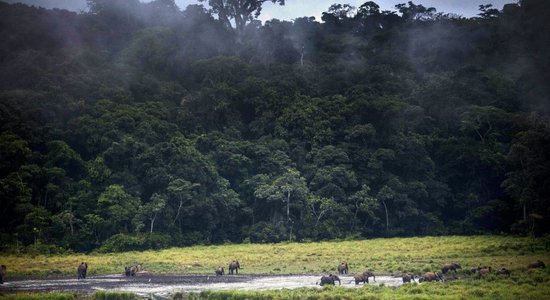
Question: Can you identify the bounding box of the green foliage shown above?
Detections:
[92,291,138,300]
[0,293,76,300]
[0,0,549,252]
[97,233,172,252]
[190,280,550,300]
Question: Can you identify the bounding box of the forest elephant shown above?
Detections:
[0,265,6,284]
[228,261,240,274]
[124,264,141,276]
[477,266,492,278]
[77,262,88,279]
[495,268,511,277]
[337,262,349,274]
[441,263,461,274]
[215,266,225,276]
[418,272,442,282]
[319,274,340,286]
[528,260,545,269]
[402,273,416,283]
[353,270,376,285]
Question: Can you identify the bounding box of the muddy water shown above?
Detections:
[0,274,404,298]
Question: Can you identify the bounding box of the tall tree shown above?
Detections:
[199,0,285,34]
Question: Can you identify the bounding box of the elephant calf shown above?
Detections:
[418,272,442,283]
[0,265,6,284]
[477,267,492,278]
[495,268,511,277]
[402,273,415,283]
[528,260,545,269]
[77,262,88,279]
[441,263,461,274]
[337,262,349,274]
[319,274,340,286]
[215,266,224,276]
[124,264,141,276]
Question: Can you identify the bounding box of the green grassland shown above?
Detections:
[2,236,548,277]
[1,235,550,299]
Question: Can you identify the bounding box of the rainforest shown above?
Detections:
[0,0,549,254]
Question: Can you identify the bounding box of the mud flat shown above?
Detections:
[0,274,404,298]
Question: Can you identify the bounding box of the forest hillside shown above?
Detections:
[0,0,549,252]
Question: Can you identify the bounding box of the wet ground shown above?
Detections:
[0,273,404,298]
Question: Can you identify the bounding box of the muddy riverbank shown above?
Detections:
[0,273,405,297]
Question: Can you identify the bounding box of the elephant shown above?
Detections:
[528,260,545,269]
[215,266,225,276]
[337,262,349,274]
[495,268,511,277]
[418,272,442,282]
[441,263,461,274]
[228,260,240,274]
[0,265,6,284]
[402,273,416,283]
[319,274,340,286]
[353,270,375,285]
[77,262,88,279]
[477,266,492,278]
[124,264,141,276]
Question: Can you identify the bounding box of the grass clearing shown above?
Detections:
[1,236,549,299]
[1,235,548,277]
[191,280,550,300]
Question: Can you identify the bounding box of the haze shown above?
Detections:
[4,0,514,21]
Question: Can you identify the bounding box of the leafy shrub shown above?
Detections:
[0,293,76,300]
[248,221,288,243]
[143,233,172,249]
[93,291,137,300]
[97,233,171,252]
[23,242,68,255]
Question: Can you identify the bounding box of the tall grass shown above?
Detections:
[0,293,76,300]
[191,279,550,300]
[91,291,137,300]
[1,236,549,299]
[0,292,137,300]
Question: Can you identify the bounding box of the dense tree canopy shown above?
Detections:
[0,0,549,252]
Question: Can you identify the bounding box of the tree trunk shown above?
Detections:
[173,198,183,225]
[69,215,74,235]
[382,199,389,233]
[150,214,156,233]
[523,201,527,224]
[286,190,291,222]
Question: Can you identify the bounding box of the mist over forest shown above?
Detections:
[0,0,549,253]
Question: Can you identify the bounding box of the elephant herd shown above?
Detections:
[76,260,239,280]
[412,260,546,283]
[317,262,377,286]
[214,260,240,276]
[124,264,142,276]
[317,259,547,286]
[0,259,545,285]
